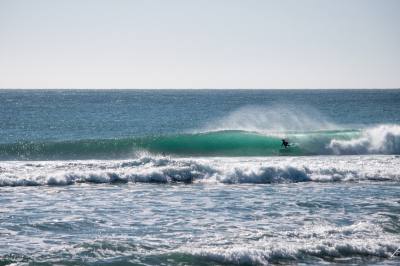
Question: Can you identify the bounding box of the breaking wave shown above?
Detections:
[329,125,400,155]
[1,124,399,159]
[176,235,398,265]
[1,155,399,186]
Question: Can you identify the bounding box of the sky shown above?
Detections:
[0,0,399,89]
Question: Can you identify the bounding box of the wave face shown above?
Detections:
[1,124,400,159]
[1,155,399,187]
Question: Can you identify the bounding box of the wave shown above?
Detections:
[175,235,398,265]
[1,155,399,186]
[329,125,400,155]
[1,124,400,159]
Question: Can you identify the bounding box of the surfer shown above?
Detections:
[281,139,290,149]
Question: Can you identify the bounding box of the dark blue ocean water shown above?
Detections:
[1,89,399,143]
[0,90,399,265]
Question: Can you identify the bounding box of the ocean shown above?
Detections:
[0,89,399,265]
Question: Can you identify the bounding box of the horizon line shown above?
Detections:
[1,87,400,90]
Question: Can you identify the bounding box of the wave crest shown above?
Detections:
[329,125,400,155]
[219,166,310,184]
[1,155,399,186]
[1,124,400,159]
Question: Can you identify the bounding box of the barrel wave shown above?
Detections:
[1,125,399,160]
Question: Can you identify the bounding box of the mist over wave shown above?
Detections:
[200,105,338,133]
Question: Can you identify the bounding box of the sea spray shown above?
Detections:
[200,105,338,133]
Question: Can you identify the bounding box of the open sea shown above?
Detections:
[0,89,399,265]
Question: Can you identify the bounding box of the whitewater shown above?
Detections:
[1,154,400,186]
[0,89,399,265]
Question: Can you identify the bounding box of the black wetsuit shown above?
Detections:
[281,139,289,148]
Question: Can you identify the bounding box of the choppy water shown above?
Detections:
[0,89,400,265]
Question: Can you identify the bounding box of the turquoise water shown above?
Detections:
[0,130,361,159]
[1,89,400,159]
[0,89,400,265]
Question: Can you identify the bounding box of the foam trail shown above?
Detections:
[176,220,399,265]
[179,234,398,265]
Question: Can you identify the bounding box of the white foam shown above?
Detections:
[180,238,397,265]
[0,155,399,186]
[178,221,399,265]
[329,125,400,155]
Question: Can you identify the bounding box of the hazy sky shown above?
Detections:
[0,0,399,89]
